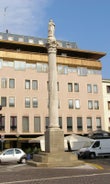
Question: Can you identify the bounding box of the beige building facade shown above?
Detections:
[0,32,106,149]
[102,79,110,132]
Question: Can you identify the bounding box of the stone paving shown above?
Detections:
[0,162,110,184]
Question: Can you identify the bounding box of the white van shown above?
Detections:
[78,139,110,159]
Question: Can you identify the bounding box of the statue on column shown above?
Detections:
[48,19,56,41]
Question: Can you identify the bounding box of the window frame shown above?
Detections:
[67,117,73,132]
[9,97,15,107]
[68,83,73,92]
[87,84,92,93]
[77,117,83,131]
[34,116,41,132]
[9,78,15,88]
[25,80,30,89]
[25,97,30,108]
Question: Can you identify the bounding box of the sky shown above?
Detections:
[0,0,109,79]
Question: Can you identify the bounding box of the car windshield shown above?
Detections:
[83,141,94,148]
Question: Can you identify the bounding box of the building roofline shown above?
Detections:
[102,79,110,83]
[0,32,106,60]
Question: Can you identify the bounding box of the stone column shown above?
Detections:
[31,20,80,167]
[45,19,64,153]
[47,24,59,128]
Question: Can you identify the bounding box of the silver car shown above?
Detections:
[0,148,27,164]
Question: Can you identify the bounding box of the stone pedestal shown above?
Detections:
[31,151,83,167]
[28,128,83,167]
[45,128,64,153]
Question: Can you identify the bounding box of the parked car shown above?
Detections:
[0,148,27,164]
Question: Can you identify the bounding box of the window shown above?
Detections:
[108,101,110,110]
[74,83,79,92]
[36,63,48,72]
[5,149,14,155]
[107,86,110,93]
[15,148,21,154]
[87,84,92,93]
[75,99,80,109]
[14,61,26,70]
[57,65,68,74]
[0,115,5,131]
[68,83,73,92]
[22,116,29,132]
[28,39,34,43]
[0,35,3,39]
[68,67,77,73]
[94,101,99,109]
[96,117,101,129]
[34,117,41,132]
[88,69,101,75]
[26,63,36,69]
[66,43,72,48]
[10,116,17,131]
[36,63,42,72]
[88,100,93,109]
[1,78,7,88]
[77,117,83,131]
[93,84,98,93]
[57,41,62,47]
[8,36,13,41]
[92,141,100,148]
[45,117,49,129]
[67,117,72,132]
[25,80,30,89]
[9,97,15,107]
[32,98,38,108]
[32,80,38,90]
[87,117,92,130]
[59,117,62,129]
[38,40,44,45]
[78,67,87,76]
[9,79,15,88]
[1,97,7,107]
[68,99,74,109]
[18,37,24,42]
[25,97,30,108]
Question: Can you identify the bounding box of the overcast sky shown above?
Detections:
[0,0,109,79]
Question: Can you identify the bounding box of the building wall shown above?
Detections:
[0,56,104,138]
[102,80,110,132]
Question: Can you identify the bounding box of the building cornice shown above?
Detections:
[0,49,102,69]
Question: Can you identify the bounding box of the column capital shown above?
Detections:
[47,39,57,53]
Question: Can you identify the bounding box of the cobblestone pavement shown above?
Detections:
[0,160,110,184]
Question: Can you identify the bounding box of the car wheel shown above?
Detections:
[89,152,96,159]
[20,158,26,164]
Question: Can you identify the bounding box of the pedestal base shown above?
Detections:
[28,128,84,167]
[28,152,83,167]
